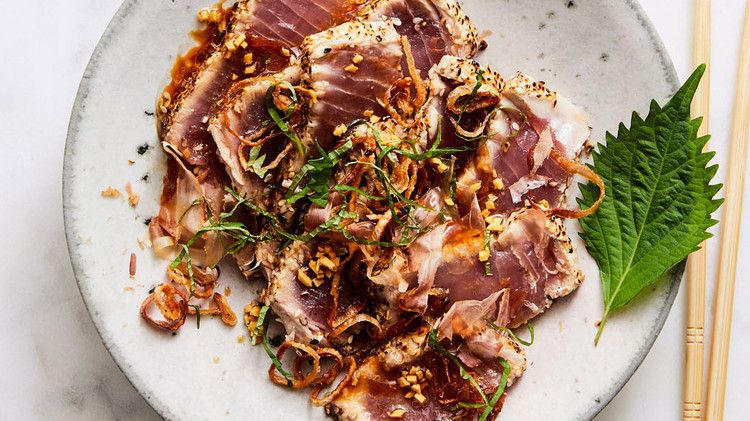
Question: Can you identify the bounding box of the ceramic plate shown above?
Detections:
[64,1,679,419]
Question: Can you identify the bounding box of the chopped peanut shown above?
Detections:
[387,408,406,418]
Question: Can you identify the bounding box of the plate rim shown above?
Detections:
[63,1,680,420]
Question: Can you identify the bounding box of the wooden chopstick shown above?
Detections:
[684,0,711,419]
[705,1,750,419]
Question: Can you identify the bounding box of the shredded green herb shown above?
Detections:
[456,70,484,126]
[427,329,487,406]
[286,141,353,206]
[479,359,510,421]
[190,305,201,329]
[242,145,268,178]
[254,305,293,386]
[483,229,493,276]
[488,321,535,347]
[265,83,305,155]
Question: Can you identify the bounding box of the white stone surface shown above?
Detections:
[0,0,746,420]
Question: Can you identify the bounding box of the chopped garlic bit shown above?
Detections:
[478,248,490,262]
[493,177,504,190]
[352,53,364,64]
[470,181,482,192]
[344,64,359,73]
[333,123,348,137]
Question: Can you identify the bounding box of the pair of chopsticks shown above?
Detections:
[685,0,750,420]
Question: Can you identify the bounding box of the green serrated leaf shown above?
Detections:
[578,65,722,344]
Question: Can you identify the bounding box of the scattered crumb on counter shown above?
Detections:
[129,253,137,278]
[101,186,121,198]
[224,286,232,297]
[125,183,140,207]
[237,335,246,344]
[128,159,135,165]
[559,321,564,333]
[212,356,221,364]
[124,287,135,293]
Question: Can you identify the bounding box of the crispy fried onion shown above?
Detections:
[167,261,218,299]
[310,356,357,406]
[186,293,237,326]
[328,313,383,340]
[140,283,189,331]
[270,341,323,388]
[545,148,605,219]
[268,343,356,406]
[384,37,427,128]
[269,342,348,388]
[446,84,501,138]
[213,293,237,325]
[222,79,316,150]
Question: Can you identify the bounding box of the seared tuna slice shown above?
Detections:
[327,303,525,421]
[161,0,367,166]
[468,71,592,214]
[264,240,369,345]
[301,20,405,151]
[241,0,367,49]
[399,208,582,327]
[360,0,480,71]
[208,65,303,209]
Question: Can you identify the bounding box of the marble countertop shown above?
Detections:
[1,0,748,419]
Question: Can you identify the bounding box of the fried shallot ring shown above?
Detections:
[309,356,357,406]
[140,283,189,331]
[400,36,426,110]
[446,84,500,137]
[269,341,321,389]
[167,261,218,299]
[328,313,383,340]
[213,293,237,326]
[383,37,427,128]
[546,148,605,219]
[293,347,344,387]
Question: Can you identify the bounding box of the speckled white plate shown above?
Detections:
[64,1,679,420]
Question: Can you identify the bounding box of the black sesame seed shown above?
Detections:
[137,143,150,155]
